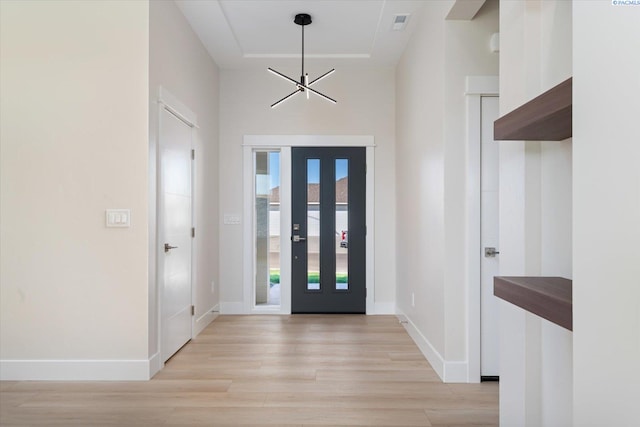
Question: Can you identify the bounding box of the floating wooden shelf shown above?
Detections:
[494,276,572,331]
[494,77,572,141]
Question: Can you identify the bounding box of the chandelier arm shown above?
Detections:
[271,88,303,109]
[297,83,337,104]
[268,68,299,86]
[309,68,336,86]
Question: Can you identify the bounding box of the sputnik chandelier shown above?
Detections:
[268,13,336,108]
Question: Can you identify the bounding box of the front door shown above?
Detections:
[291,147,366,313]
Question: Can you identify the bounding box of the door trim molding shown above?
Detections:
[242,136,375,314]
[365,147,375,315]
[158,87,198,128]
[244,135,375,147]
[465,76,499,383]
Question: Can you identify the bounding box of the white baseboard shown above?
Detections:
[372,302,396,315]
[396,310,469,383]
[220,302,395,315]
[443,361,469,383]
[194,303,220,336]
[220,301,245,314]
[396,311,445,380]
[250,306,287,315]
[0,359,150,381]
[148,352,162,379]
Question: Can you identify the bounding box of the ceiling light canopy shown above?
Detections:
[268,13,337,108]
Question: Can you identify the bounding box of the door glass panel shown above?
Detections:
[307,158,320,290]
[335,159,349,290]
[255,151,280,306]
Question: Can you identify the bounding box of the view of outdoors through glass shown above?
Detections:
[335,159,349,290]
[307,159,321,290]
[254,151,280,306]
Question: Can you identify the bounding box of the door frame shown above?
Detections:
[156,87,198,366]
[465,76,499,382]
[242,135,375,315]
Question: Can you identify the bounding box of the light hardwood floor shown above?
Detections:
[0,315,498,426]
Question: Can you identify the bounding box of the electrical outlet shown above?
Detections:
[412,292,415,307]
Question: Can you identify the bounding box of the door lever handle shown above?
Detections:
[291,235,307,243]
[484,247,499,257]
[164,243,178,253]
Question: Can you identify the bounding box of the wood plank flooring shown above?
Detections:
[0,315,498,426]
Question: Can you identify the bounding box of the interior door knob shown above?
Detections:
[484,247,499,257]
[164,243,178,253]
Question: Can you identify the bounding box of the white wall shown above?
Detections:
[498,0,573,425]
[219,65,396,312]
[444,0,500,362]
[396,0,448,363]
[573,1,640,426]
[149,0,220,366]
[395,0,498,380]
[0,0,150,379]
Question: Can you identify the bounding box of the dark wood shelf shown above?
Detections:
[494,276,572,331]
[494,77,572,141]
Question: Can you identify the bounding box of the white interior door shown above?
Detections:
[159,106,193,363]
[480,96,500,377]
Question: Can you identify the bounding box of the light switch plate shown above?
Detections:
[106,209,131,228]
[223,214,241,225]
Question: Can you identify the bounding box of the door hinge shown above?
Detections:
[365,288,368,298]
[191,227,195,238]
[191,305,195,316]
[365,163,367,174]
[191,149,195,160]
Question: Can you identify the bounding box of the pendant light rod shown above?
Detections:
[294,13,311,83]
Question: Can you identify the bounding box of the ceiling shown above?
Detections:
[175,0,430,70]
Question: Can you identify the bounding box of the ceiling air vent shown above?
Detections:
[392,14,410,31]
